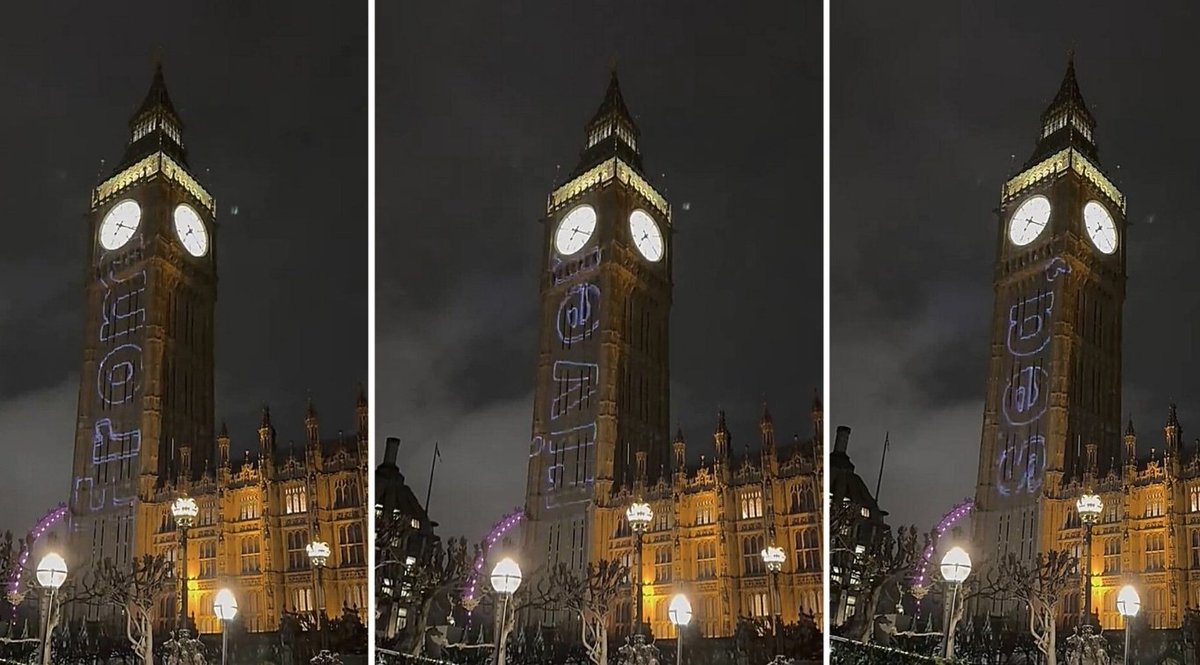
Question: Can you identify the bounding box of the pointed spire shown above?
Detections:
[760,401,774,427]
[260,405,272,429]
[674,425,685,444]
[572,66,643,177]
[1167,403,1181,428]
[357,383,367,408]
[714,410,729,436]
[1126,418,1136,437]
[121,61,187,169]
[306,396,318,421]
[1029,51,1098,165]
[219,422,229,438]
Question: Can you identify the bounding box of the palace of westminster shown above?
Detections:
[61,65,368,634]
[965,56,1200,633]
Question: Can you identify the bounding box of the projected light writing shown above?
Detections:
[557,283,600,344]
[550,361,599,420]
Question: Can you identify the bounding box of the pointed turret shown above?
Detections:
[258,405,275,457]
[120,61,188,170]
[356,384,368,440]
[673,426,687,480]
[571,67,643,177]
[1028,52,1098,166]
[713,409,731,460]
[305,398,320,446]
[217,423,231,469]
[1165,403,1182,453]
[1124,418,1138,478]
[811,390,824,452]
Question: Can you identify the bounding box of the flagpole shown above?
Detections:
[424,441,439,514]
[875,432,889,502]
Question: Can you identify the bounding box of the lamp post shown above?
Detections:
[35,552,67,665]
[939,546,972,660]
[490,557,522,665]
[214,587,238,665]
[626,501,653,636]
[1077,493,1103,627]
[668,593,691,665]
[1117,584,1140,665]
[760,545,787,654]
[171,495,198,631]
[306,540,331,650]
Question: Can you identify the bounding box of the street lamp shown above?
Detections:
[760,545,787,654]
[1117,584,1140,665]
[306,540,331,649]
[668,593,691,665]
[939,546,972,659]
[35,552,67,665]
[490,557,522,665]
[214,587,238,665]
[626,501,653,636]
[1077,493,1103,627]
[171,495,198,631]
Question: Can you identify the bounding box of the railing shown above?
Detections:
[830,636,947,664]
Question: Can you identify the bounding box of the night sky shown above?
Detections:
[832,0,1200,531]
[378,1,823,540]
[0,3,366,535]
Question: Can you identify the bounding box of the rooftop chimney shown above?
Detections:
[384,437,401,467]
[835,426,851,454]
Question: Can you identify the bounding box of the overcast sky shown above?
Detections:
[0,3,365,535]
[379,1,823,540]
[832,0,1200,531]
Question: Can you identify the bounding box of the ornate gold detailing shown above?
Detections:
[93,152,215,213]
[1003,149,1125,212]
[548,157,669,218]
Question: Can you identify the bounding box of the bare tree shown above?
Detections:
[396,536,471,657]
[983,550,1077,665]
[537,560,628,665]
[77,554,174,664]
[837,525,925,643]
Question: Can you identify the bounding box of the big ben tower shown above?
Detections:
[69,64,217,580]
[973,57,1125,575]
[523,70,673,582]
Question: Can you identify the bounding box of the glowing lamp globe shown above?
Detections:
[35,552,67,590]
[761,546,787,573]
[172,496,199,528]
[490,557,522,595]
[940,546,972,584]
[306,541,331,568]
[627,502,653,532]
[668,593,692,627]
[214,587,238,621]
[1077,493,1103,524]
[1117,585,1141,618]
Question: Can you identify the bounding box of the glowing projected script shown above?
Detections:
[536,283,602,510]
[74,265,147,513]
[993,257,1070,500]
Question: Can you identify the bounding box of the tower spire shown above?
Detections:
[1028,52,1098,166]
[572,67,643,177]
[121,61,187,170]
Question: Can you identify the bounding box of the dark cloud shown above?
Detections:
[0,2,365,534]
[379,0,824,540]
[833,0,1200,530]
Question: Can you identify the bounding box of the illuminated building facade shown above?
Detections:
[828,426,888,627]
[67,65,368,633]
[374,437,439,641]
[593,403,825,639]
[522,69,823,638]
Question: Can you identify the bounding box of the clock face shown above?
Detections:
[1008,195,1051,247]
[1083,200,1117,254]
[554,205,596,256]
[628,209,664,262]
[98,199,142,251]
[173,204,209,257]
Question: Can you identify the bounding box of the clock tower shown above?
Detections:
[523,70,673,581]
[972,57,1126,572]
[69,64,217,579]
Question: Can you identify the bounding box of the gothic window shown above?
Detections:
[654,546,672,583]
[199,502,216,526]
[696,499,714,526]
[339,523,365,565]
[1145,493,1164,518]
[199,541,217,579]
[292,587,313,613]
[795,528,821,572]
[696,540,716,580]
[240,536,261,574]
[285,485,307,514]
[740,489,763,520]
[741,534,765,575]
[1103,538,1121,574]
[334,478,361,509]
[238,495,259,521]
[1145,533,1165,571]
[287,530,307,571]
[1192,531,1200,569]
[344,583,366,610]
[1103,499,1119,524]
[748,592,769,618]
[653,509,671,532]
[791,484,816,513]
[1191,486,1200,512]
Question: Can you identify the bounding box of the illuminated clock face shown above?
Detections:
[628,209,664,262]
[173,204,209,257]
[98,199,142,251]
[554,205,596,256]
[1083,200,1117,254]
[1008,195,1051,247]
